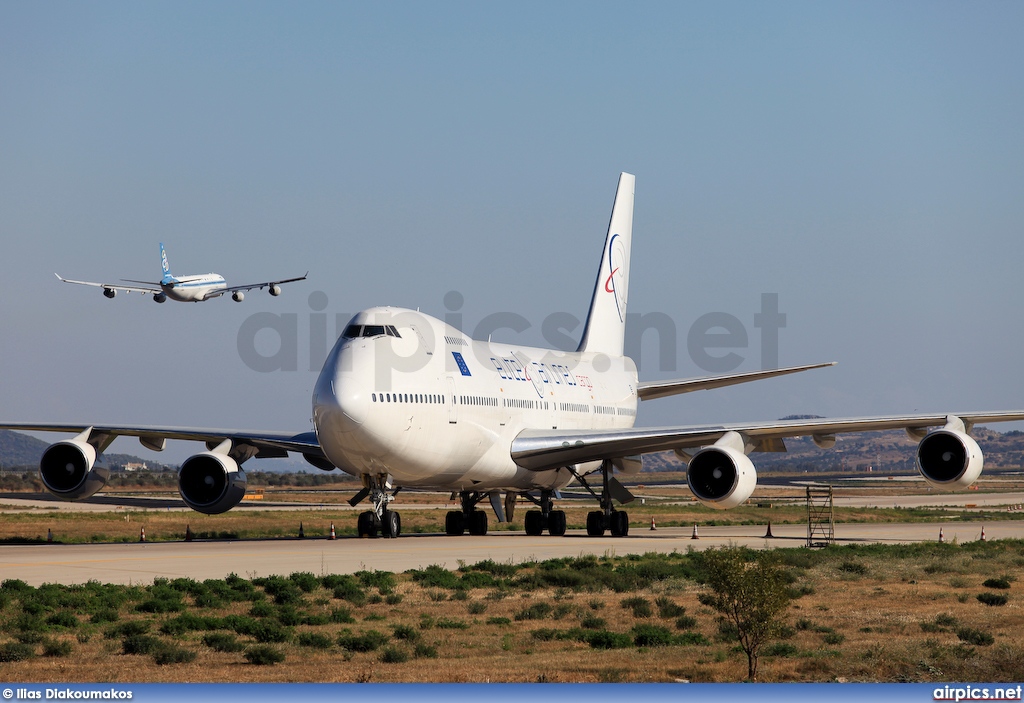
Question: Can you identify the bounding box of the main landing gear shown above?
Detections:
[445,491,491,536]
[352,474,401,538]
[521,489,567,536]
[574,459,631,537]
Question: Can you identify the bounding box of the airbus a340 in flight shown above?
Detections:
[55,243,306,303]
[11,173,1024,537]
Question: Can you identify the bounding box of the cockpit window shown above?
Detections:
[362,325,386,337]
[343,325,362,339]
[386,325,402,338]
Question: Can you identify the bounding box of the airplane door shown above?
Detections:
[445,377,457,424]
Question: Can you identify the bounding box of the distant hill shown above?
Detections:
[642,425,1024,473]
[0,430,163,471]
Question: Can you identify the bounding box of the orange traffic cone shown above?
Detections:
[329,523,336,540]
[938,527,944,543]
[650,516,657,531]
[185,525,193,542]
[764,521,774,538]
[691,524,699,540]
[980,525,986,542]
[47,529,53,543]
[140,527,146,542]
[298,522,305,539]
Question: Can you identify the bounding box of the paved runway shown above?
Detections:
[2,521,1019,586]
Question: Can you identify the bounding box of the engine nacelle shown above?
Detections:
[269,284,282,297]
[39,438,110,501]
[232,291,244,302]
[686,437,757,510]
[153,293,166,303]
[916,426,983,489]
[103,288,116,299]
[178,451,247,514]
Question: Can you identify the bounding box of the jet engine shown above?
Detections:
[685,431,757,509]
[232,291,244,302]
[39,435,110,500]
[916,416,983,489]
[178,446,247,514]
[153,293,166,303]
[103,288,116,299]
[269,284,282,296]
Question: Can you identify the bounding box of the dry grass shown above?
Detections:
[3,541,1024,682]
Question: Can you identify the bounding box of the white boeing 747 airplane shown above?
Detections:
[10,173,1024,537]
[55,243,306,303]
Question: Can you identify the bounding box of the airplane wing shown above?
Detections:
[223,273,308,294]
[55,274,161,294]
[0,422,327,464]
[510,411,1024,472]
[637,362,836,401]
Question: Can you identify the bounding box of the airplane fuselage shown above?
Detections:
[162,274,227,302]
[312,307,639,492]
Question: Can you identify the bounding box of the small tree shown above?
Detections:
[696,547,792,681]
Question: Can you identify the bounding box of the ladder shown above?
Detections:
[806,486,834,548]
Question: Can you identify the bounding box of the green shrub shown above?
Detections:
[764,642,799,657]
[356,570,397,592]
[1,578,33,594]
[122,634,162,655]
[621,597,653,618]
[675,615,698,630]
[655,597,686,618]
[392,625,419,641]
[90,608,119,624]
[977,593,1008,606]
[581,615,607,630]
[410,565,460,589]
[467,601,487,615]
[676,631,711,646]
[249,601,275,618]
[289,572,320,593]
[419,614,435,630]
[414,643,438,658]
[45,611,79,629]
[249,620,291,643]
[487,617,511,626]
[0,642,35,662]
[585,630,634,649]
[380,645,410,663]
[296,632,333,649]
[935,613,958,627]
[632,624,674,647]
[838,561,867,575]
[436,618,470,630]
[202,633,244,652]
[244,645,285,665]
[957,627,995,646]
[329,607,355,624]
[515,602,553,621]
[337,630,388,652]
[105,621,149,639]
[823,632,845,645]
[153,643,196,665]
[983,578,1011,590]
[385,594,403,605]
[42,638,73,657]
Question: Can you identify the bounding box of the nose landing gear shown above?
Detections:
[352,474,401,538]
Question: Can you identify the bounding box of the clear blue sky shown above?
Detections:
[1,2,1022,464]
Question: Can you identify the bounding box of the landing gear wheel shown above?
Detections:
[468,510,488,536]
[609,510,629,537]
[524,509,546,536]
[357,511,378,538]
[445,511,466,536]
[548,510,567,536]
[586,511,605,536]
[381,510,401,538]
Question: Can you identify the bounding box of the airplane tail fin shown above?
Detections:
[159,243,177,284]
[577,172,635,356]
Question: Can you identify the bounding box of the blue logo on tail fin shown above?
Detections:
[159,243,176,284]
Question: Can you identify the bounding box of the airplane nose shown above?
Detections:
[313,343,368,434]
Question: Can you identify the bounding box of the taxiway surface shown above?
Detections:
[2,521,1019,586]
